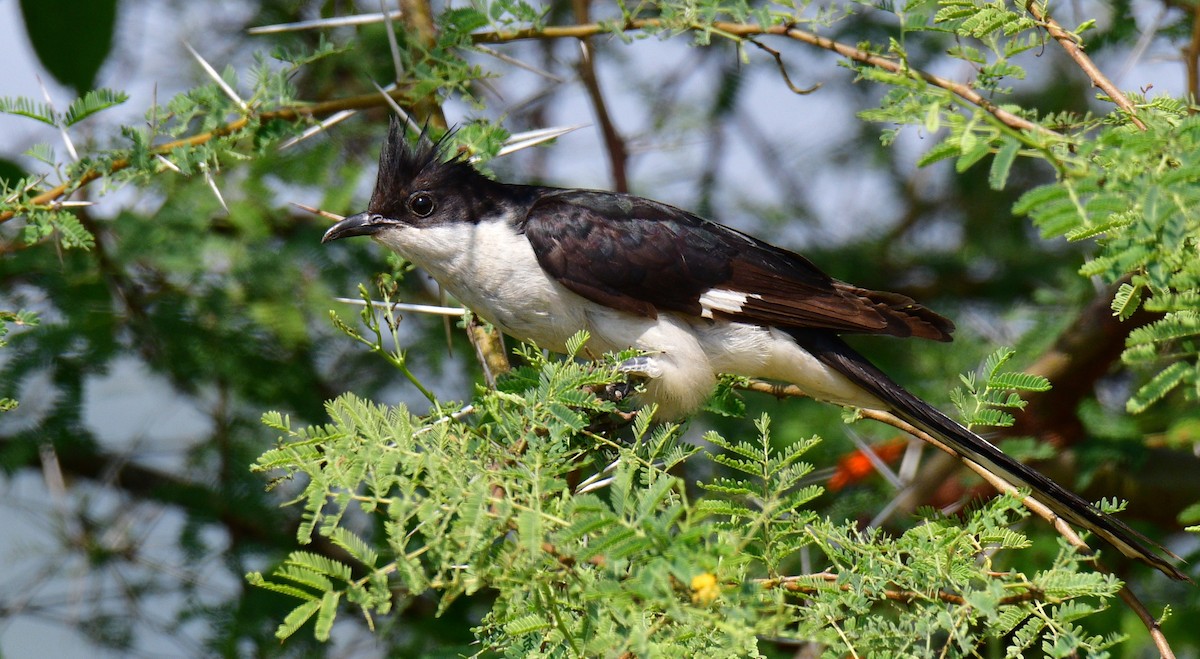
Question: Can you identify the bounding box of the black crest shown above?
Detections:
[366,117,500,221]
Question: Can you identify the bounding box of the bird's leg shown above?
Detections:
[584,355,662,421]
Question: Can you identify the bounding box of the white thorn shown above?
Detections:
[202,165,229,212]
[844,429,904,491]
[278,109,356,150]
[379,0,404,83]
[576,457,622,490]
[413,405,476,437]
[477,124,587,162]
[332,297,467,317]
[36,75,77,162]
[184,42,248,112]
[897,439,924,483]
[473,45,565,83]
[247,10,404,34]
[370,81,422,134]
[576,477,615,494]
[5,174,48,204]
[155,155,182,174]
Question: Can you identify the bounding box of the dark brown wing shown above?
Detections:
[521,190,954,341]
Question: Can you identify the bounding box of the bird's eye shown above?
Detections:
[408,192,435,218]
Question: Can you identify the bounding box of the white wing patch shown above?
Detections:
[698,288,759,319]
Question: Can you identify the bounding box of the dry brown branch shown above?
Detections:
[571,0,630,192]
[1188,3,1200,111]
[1024,2,1148,130]
[1119,584,1177,659]
[467,316,511,383]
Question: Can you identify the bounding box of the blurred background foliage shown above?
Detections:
[1,0,1199,656]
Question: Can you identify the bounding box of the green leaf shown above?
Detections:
[1127,361,1192,414]
[0,96,57,126]
[1012,183,1067,217]
[565,329,591,357]
[917,139,961,167]
[988,372,1051,392]
[326,527,379,568]
[988,137,1020,190]
[314,590,340,641]
[246,572,320,602]
[63,88,129,126]
[275,599,320,640]
[1110,282,1142,321]
[956,138,992,172]
[504,612,552,636]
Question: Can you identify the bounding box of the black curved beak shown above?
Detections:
[322,212,384,243]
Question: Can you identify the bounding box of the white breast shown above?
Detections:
[373,217,592,352]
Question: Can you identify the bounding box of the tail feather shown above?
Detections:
[789,330,1187,581]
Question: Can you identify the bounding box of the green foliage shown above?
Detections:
[1011,116,1200,413]
[0,310,38,413]
[698,414,822,574]
[951,348,1051,429]
[328,284,441,405]
[251,342,1127,655]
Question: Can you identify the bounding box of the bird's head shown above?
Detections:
[322,118,505,245]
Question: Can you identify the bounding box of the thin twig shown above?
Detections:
[1188,3,1200,108]
[756,572,1043,606]
[745,37,821,94]
[1024,2,1147,130]
[1118,586,1176,659]
[570,0,629,192]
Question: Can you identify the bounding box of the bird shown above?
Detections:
[322,118,1186,581]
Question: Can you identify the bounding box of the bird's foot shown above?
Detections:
[617,355,664,380]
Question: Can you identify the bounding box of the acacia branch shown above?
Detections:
[1024,2,1147,130]
[473,19,1059,137]
[0,88,411,225]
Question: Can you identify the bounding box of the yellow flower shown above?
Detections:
[690,572,720,605]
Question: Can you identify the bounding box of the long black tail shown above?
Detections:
[789,330,1187,581]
